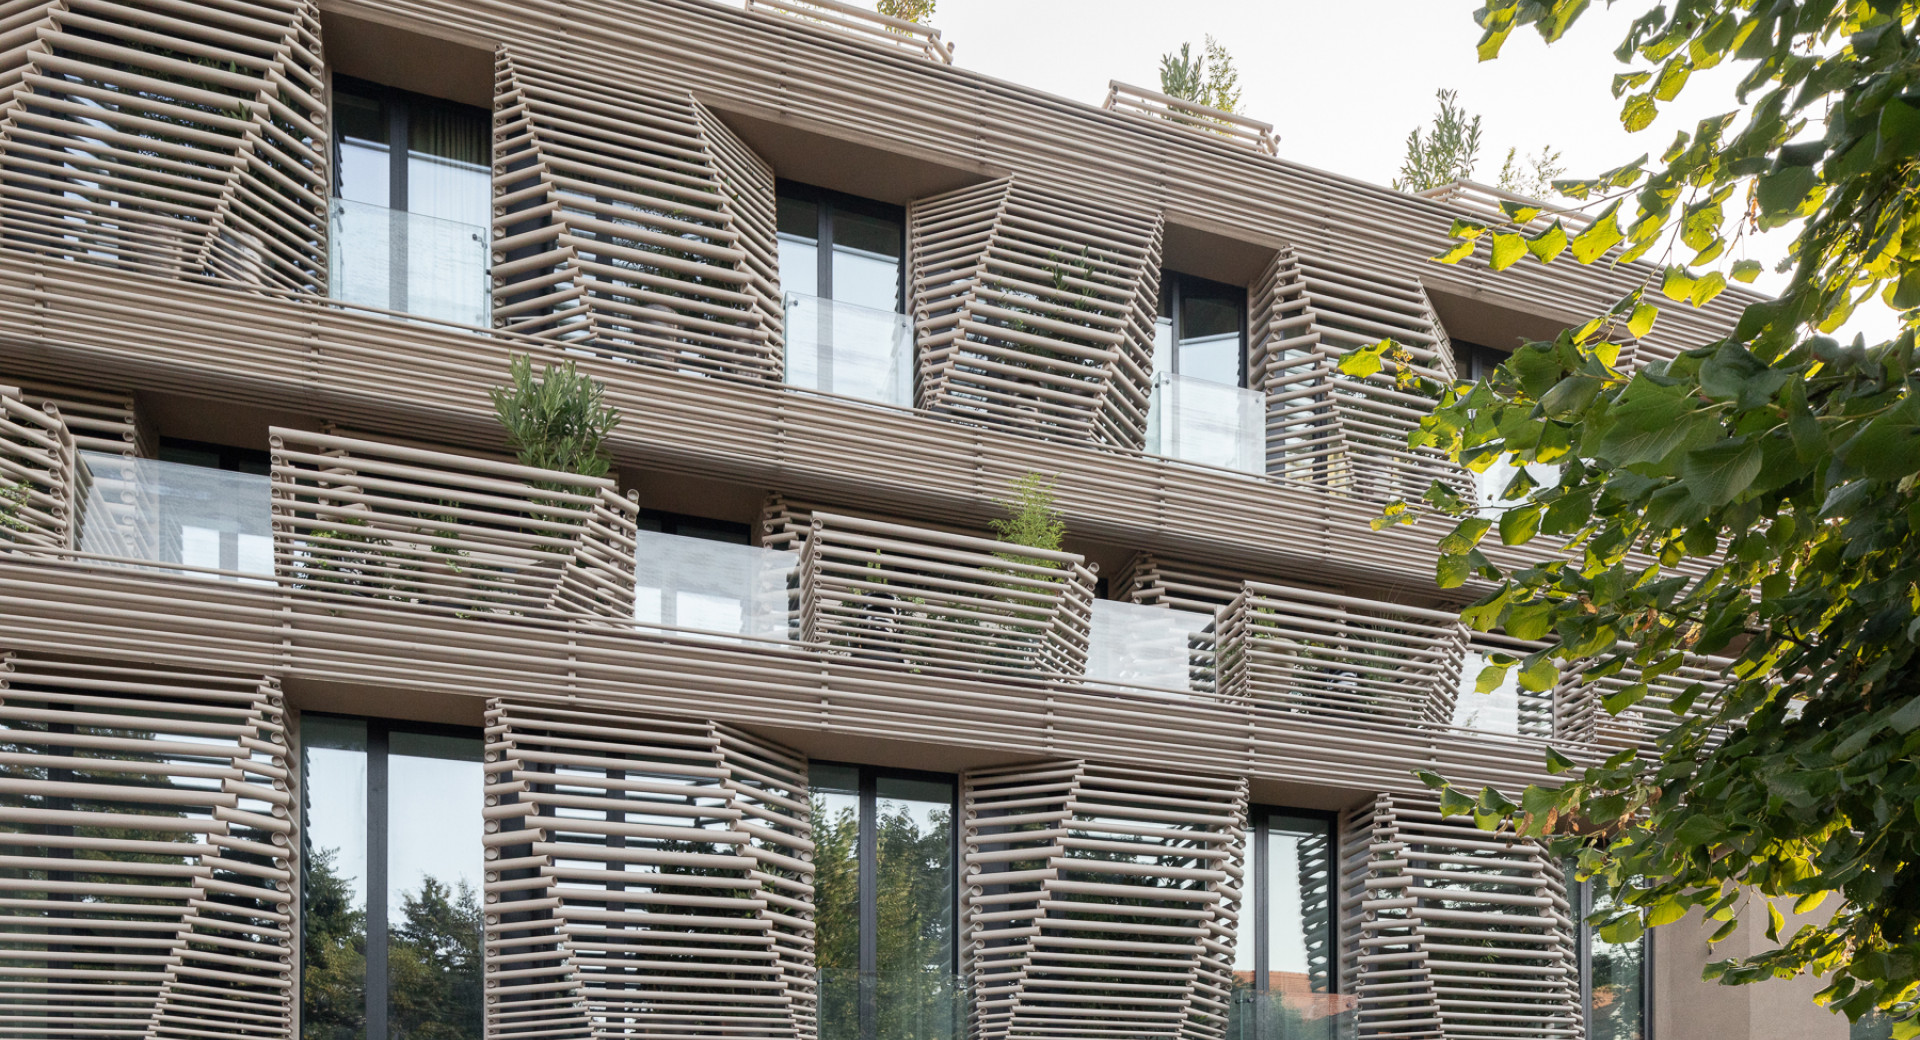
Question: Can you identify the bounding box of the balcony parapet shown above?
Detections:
[797,511,1095,677]
[268,428,639,620]
[744,0,954,63]
[1102,80,1278,156]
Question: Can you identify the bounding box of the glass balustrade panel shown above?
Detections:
[783,291,914,407]
[1147,371,1265,474]
[329,198,490,328]
[1086,599,1213,693]
[631,528,797,642]
[77,451,272,580]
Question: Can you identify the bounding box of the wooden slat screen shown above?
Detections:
[797,511,1095,678]
[1337,794,1580,1040]
[1252,249,1469,503]
[482,700,814,1040]
[1554,648,1735,754]
[0,385,77,551]
[743,0,953,63]
[1100,80,1277,156]
[492,49,783,381]
[0,657,294,1040]
[910,177,1163,448]
[961,759,1247,1040]
[0,0,326,291]
[1217,581,1468,727]
[268,427,639,619]
[15,380,145,458]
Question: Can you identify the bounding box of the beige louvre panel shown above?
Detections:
[1217,581,1468,726]
[0,385,77,550]
[961,760,1247,1040]
[1113,552,1348,617]
[0,657,294,1040]
[1338,794,1580,1040]
[268,427,639,619]
[1252,249,1470,504]
[743,0,953,63]
[15,379,146,457]
[0,0,326,291]
[798,511,1095,678]
[482,700,813,1040]
[1554,649,1735,754]
[492,50,783,381]
[911,177,1163,448]
[760,491,991,554]
[1101,80,1277,156]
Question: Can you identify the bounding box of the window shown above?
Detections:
[811,763,960,1040]
[302,715,485,1040]
[776,183,905,312]
[330,76,490,325]
[1454,339,1509,382]
[1234,809,1340,1031]
[1156,271,1248,387]
[1580,881,1651,1040]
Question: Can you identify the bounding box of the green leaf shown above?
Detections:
[1439,517,1492,555]
[1690,270,1728,307]
[1476,662,1510,694]
[1490,232,1528,271]
[1837,396,1920,481]
[1505,600,1553,640]
[1755,165,1816,218]
[1648,899,1691,927]
[1599,915,1645,944]
[1438,785,1477,816]
[1730,259,1762,283]
[1518,654,1559,693]
[1570,208,1625,263]
[1877,97,1920,163]
[1499,504,1543,546]
[1337,343,1387,378]
[1628,300,1659,338]
[1622,92,1659,132]
[1544,747,1577,774]
[1433,238,1477,264]
[1661,266,1697,302]
[1527,222,1569,262]
[1603,683,1649,714]
[1437,553,1471,589]
[1766,901,1785,942]
[1681,439,1764,506]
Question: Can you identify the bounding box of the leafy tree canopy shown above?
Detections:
[1159,36,1244,114]
[876,0,935,25]
[1395,88,1569,198]
[488,354,621,481]
[1371,0,1920,1032]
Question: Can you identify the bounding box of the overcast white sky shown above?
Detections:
[922,0,1901,340]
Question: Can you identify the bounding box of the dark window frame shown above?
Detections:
[299,712,484,1040]
[812,760,962,1040]
[635,508,752,543]
[1159,269,1250,388]
[775,179,907,313]
[1577,878,1655,1039]
[1246,804,1340,1000]
[157,436,269,474]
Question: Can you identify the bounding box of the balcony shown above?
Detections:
[782,291,915,408]
[797,512,1095,677]
[76,452,272,580]
[1146,371,1266,474]
[329,198,490,327]
[633,527,797,642]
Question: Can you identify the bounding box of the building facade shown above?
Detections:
[0,0,1846,1038]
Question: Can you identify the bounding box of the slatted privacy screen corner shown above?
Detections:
[268,427,639,619]
[1216,581,1469,726]
[1100,80,1279,157]
[960,759,1248,1040]
[1251,249,1469,503]
[492,50,784,382]
[796,511,1095,678]
[481,700,815,1040]
[910,177,1163,449]
[0,385,78,551]
[1553,647,1737,754]
[743,0,954,63]
[0,656,296,1040]
[14,379,147,457]
[1337,793,1580,1040]
[0,0,327,292]
[1116,551,1262,616]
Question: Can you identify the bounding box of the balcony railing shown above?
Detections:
[1227,990,1358,1039]
[1086,598,1214,693]
[744,0,955,63]
[269,428,638,619]
[329,198,490,327]
[797,512,1095,677]
[76,452,272,580]
[1103,80,1279,155]
[1146,371,1266,474]
[633,527,797,642]
[783,291,915,408]
[1216,581,1468,725]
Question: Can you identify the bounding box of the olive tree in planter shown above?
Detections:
[489,354,622,485]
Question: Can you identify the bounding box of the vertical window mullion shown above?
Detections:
[819,197,834,302]
[366,721,390,1040]
[388,96,409,313]
[857,766,878,1040]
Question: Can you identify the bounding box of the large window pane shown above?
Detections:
[778,196,821,298]
[1233,810,1340,1037]
[831,210,902,312]
[875,777,957,1040]
[386,732,483,1040]
[302,717,369,1040]
[813,764,862,1040]
[1586,886,1647,1040]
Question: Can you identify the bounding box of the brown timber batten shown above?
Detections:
[482,700,814,1040]
[0,385,77,551]
[1338,794,1580,1040]
[962,760,1247,1040]
[492,48,783,380]
[0,656,295,1040]
[911,177,1162,448]
[0,0,327,292]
